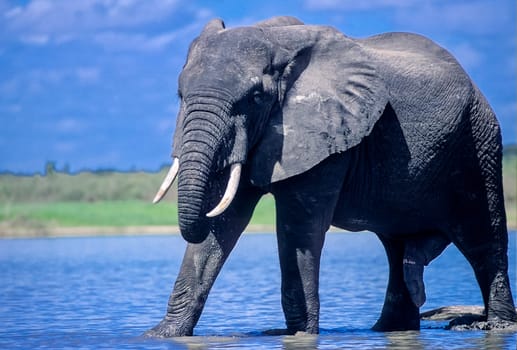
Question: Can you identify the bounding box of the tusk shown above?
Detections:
[153,157,179,204]
[206,163,242,217]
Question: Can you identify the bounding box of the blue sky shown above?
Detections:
[0,0,515,173]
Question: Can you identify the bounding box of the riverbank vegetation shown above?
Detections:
[0,166,276,235]
[1,145,515,236]
[503,144,516,227]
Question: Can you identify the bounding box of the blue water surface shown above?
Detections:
[0,231,515,349]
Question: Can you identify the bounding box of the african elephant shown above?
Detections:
[146,16,516,336]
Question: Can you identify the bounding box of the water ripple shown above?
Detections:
[0,232,515,349]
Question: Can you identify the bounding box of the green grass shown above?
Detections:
[0,145,515,232]
[249,195,276,225]
[0,200,178,227]
[0,169,173,203]
[0,196,276,228]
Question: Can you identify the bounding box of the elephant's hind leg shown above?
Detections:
[451,97,517,328]
[448,128,516,328]
[449,218,516,329]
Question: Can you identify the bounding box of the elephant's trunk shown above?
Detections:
[176,96,243,243]
[177,153,211,243]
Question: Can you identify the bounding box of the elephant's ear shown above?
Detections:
[249,26,389,186]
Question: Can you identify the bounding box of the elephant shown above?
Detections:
[146,16,516,336]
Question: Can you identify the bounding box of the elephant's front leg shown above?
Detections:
[273,161,344,334]
[145,230,239,337]
[145,186,263,337]
[276,224,326,334]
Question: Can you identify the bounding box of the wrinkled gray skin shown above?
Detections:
[146,17,516,336]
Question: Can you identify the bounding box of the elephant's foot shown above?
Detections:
[486,271,517,323]
[263,319,319,336]
[372,315,420,332]
[373,300,420,331]
[373,305,420,331]
[373,291,420,331]
[447,318,517,331]
[262,328,290,336]
[421,305,517,331]
[262,329,313,336]
[143,319,193,338]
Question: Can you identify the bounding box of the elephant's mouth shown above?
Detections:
[153,158,242,218]
[205,163,241,217]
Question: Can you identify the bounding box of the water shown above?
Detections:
[0,232,515,349]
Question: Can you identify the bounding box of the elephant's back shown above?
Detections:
[359,32,457,65]
[358,32,475,134]
[358,32,471,91]
[357,33,479,191]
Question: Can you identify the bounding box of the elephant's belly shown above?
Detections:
[331,200,443,236]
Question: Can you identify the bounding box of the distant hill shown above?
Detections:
[503,143,517,158]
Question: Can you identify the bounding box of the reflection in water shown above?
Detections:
[384,331,424,350]
[172,336,238,349]
[477,332,516,350]
[282,333,318,350]
[144,330,517,350]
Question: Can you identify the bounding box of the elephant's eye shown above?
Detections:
[252,90,263,105]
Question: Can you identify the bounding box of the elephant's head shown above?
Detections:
[154,17,388,243]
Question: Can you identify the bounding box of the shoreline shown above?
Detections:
[0,224,363,239]
[0,224,277,239]
[1,224,516,239]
